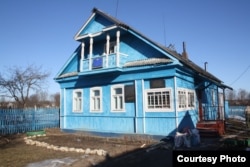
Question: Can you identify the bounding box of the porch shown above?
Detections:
[197,120,225,136]
[196,105,225,136]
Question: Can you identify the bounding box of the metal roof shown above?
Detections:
[124,58,173,67]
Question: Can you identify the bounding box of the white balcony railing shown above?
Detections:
[81,52,127,72]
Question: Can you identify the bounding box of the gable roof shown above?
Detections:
[74,8,130,41]
[59,8,232,90]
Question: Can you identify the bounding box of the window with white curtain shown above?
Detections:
[73,89,82,112]
[177,88,196,110]
[90,87,102,112]
[111,85,124,111]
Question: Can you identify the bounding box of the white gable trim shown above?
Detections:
[102,25,118,32]
[74,12,96,40]
[75,25,118,41]
[55,46,81,78]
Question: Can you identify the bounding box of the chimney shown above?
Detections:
[182,42,189,59]
[204,62,208,71]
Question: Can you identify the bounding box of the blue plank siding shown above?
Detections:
[79,15,113,36]
[178,110,198,129]
[57,46,81,77]
[58,73,199,135]
[121,34,167,60]
[144,117,176,135]
[58,64,200,135]
[65,116,135,134]
[61,112,198,135]
[63,52,79,73]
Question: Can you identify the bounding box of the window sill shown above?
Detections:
[111,110,125,112]
[72,111,83,113]
[90,110,103,113]
[145,109,173,112]
[177,107,196,111]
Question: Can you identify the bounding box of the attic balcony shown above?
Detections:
[80,52,128,74]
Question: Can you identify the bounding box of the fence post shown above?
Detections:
[246,106,250,128]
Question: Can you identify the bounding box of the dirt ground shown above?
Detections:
[0,126,249,167]
[0,128,172,167]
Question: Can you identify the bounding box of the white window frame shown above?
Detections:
[111,85,125,112]
[178,89,187,109]
[73,89,83,113]
[188,91,195,108]
[177,88,196,110]
[90,87,102,112]
[145,88,172,112]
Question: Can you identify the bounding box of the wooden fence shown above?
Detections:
[0,108,59,135]
[227,106,247,119]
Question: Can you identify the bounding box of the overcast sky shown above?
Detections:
[1,0,249,95]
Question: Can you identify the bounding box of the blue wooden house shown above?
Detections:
[55,8,232,136]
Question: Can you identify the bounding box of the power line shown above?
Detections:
[230,65,250,86]
[162,14,167,47]
[115,0,119,17]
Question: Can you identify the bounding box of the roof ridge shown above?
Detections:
[92,7,130,29]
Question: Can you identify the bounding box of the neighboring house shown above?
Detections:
[55,8,232,136]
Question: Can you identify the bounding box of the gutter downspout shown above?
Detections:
[135,80,138,133]
[63,88,66,129]
[142,79,145,134]
[174,76,178,131]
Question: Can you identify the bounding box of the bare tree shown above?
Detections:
[0,65,50,108]
[39,91,49,102]
[237,88,248,100]
[50,92,60,107]
[226,89,237,100]
[27,93,39,108]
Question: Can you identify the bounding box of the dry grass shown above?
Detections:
[0,128,156,167]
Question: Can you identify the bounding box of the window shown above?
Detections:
[150,79,165,89]
[125,84,135,102]
[177,88,196,110]
[145,88,172,111]
[111,85,124,111]
[188,91,195,107]
[178,90,186,108]
[73,89,82,112]
[90,87,102,112]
